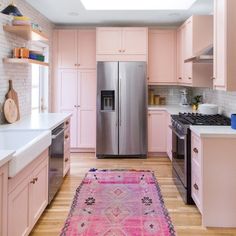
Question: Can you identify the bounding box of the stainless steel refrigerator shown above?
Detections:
[96,61,147,158]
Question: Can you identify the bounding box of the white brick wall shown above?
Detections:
[0,0,54,123]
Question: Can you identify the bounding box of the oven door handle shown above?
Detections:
[169,125,185,140]
[52,129,64,139]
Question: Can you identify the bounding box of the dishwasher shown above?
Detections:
[48,123,64,204]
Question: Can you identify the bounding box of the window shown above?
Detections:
[31,43,49,113]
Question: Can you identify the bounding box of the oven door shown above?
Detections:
[170,126,187,188]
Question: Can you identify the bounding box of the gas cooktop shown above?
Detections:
[173,113,231,126]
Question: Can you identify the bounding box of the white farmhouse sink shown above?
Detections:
[0,130,51,177]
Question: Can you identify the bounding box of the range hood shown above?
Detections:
[184,44,213,63]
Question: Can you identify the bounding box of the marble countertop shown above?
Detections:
[0,112,72,131]
[0,150,15,168]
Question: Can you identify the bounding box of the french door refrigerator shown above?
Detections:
[96,61,147,158]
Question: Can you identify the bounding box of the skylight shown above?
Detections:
[80,0,197,10]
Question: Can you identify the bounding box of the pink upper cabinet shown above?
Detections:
[148,29,177,84]
[213,0,236,91]
[122,28,148,55]
[78,30,96,69]
[57,29,96,69]
[96,28,123,55]
[58,30,78,69]
[96,27,148,61]
[177,16,213,88]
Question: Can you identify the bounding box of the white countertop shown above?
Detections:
[148,105,193,114]
[0,150,15,167]
[190,126,236,138]
[148,105,236,138]
[0,112,72,131]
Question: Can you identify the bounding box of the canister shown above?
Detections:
[231,114,236,129]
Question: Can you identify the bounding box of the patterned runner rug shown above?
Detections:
[61,169,176,236]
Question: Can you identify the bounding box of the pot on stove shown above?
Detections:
[198,104,218,115]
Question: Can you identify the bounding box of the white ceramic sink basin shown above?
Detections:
[0,130,51,177]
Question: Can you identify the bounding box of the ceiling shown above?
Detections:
[25,0,213,26]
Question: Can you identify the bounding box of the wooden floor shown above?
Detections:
[31,153,236,236]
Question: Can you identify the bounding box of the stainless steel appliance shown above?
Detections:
[170,113,231,204]
[96,61,147,158]
[48,123,64,204]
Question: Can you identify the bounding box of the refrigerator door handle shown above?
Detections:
[119,78,121,126]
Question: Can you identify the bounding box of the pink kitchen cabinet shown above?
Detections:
[0,164,8,236]
[148,111,167,153]
[8,150,49,236]
[148,29,177,84]
[57,29,96,69]
[166,113,172,160]
[58,69,96,150]
[96,27,148,61]
[190,131,236,227]
[177,16,213,87]
[213,0,236,91]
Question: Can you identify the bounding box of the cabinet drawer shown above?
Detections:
[191,160,202,213]
[191,132,201,166]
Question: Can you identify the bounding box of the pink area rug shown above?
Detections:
[61,169,176,236]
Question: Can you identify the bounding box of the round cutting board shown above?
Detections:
[4,98,18,123]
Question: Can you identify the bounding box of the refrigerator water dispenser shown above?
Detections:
[101,90,115,111]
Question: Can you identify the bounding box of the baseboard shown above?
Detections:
[148,152,168,157]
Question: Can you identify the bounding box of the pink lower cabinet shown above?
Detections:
[64,119,71,176]
[0,164,8,236]
[8,150,49,236]
[191,131,236,227]
[148,111,167,153]
[166,113,172,160]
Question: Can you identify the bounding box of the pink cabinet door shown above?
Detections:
[58,30,78,69]
[166,113,172,160]
[148,30,176,83]
[148,111,167,152]
[122,28,147,55]
[30,159,48,226]
[78,29,96,69]
[96,28,122,54]
[8,176,31,236]
[177,28,184,83]
[77,70,96,148]
[59,69,78,148]
[0,164,8,236]
[213,0,226,88]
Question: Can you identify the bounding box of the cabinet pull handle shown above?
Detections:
[193,147,198,154]
[193,183,199,190]
[65,135,69,139]
[211,77,216,80]
[65,158,69,162]
[30,180,36,184]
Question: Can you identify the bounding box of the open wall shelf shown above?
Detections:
[3,58,49,66]
[3,25,48,41]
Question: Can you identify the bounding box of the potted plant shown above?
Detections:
[192,95,202,111]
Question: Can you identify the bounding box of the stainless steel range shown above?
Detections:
[170,113,231,204]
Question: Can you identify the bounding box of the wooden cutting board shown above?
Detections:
[5,80,20,120]
[4,98,18,124]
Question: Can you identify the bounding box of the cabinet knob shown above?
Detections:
[123,49,125,52]
[193,183,199,190]
[78,64,80,67]
[30,179,36,184]
[65,121,69,125]
[178,77,182,80]
[188,77,192,80]
[74,63,77,66]
[74,105,77,108]
[193,147,198,154]
[211,77,216,80]
[65,134,69,139]
[65,158,69,162]
[33,177,38,182]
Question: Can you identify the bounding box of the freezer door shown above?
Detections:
[119,62,147,156]
[96,62,119,157]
